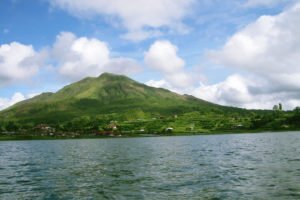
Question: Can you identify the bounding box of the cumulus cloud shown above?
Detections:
[0,42,41,86]
[103,58,141,75]
[194,74,252,106]
[144,40,195,89]
[53,32,110,80]
[52,32,141,81]
[49,0,194,41]
[145,79,182,94]
[0,92,39,110]
[144,2,300,110]
[203,2,300,109]
[209,3,300,84]
[193,74,300,110]
[145,40,184,73]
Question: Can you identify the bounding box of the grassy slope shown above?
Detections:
[0,73,240,124]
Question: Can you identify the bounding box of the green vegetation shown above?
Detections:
[0,73,299,139]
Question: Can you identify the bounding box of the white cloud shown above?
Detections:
[52,32,141,81]
[53,32,110,80]
[193,74,300,110]
[204,2,300,109]
[145,79,182,94]
[0,92,40,110]
[0,42,41,86]
[49,0,194,41]
[209,3,300,84]
[103,58,141,75]
[144,40,195,89]
[0,93,25,110]
[193,74,252,106]
[146,79,169,89]
[142,3,300,110]
[145,40,184,73]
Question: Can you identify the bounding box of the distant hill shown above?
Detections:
[0,73,242,124]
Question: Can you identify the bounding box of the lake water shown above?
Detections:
[0,132,300,199]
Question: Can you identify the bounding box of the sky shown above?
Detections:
[1,0,300,110]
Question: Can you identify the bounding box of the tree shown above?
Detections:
[6,121,19,132]
[0,123,4,133]
[273,105,279,111]
[279,103,283,111]
[287,109,300,127]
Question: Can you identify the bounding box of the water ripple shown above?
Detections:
[0,132,299,199]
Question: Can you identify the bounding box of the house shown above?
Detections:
[106,122,118,130]
[34,124,55,133]
[165,127,173,132]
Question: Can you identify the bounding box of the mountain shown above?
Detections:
[1,73,299,135]
[0,73,235,124]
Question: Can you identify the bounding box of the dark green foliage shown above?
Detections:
[5,121,20,132]
[286,109,300,127]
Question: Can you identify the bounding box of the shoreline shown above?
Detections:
[1,129,299,141]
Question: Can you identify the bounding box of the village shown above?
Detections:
[1,106,299,140]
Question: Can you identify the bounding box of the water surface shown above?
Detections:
[0,132,300,199]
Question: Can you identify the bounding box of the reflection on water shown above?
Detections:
[0,132,300,199]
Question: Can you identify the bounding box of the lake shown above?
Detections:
[0,132,300,199]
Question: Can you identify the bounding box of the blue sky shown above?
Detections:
[1,0,300,110]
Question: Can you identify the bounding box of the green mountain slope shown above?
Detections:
[1,73,300,136]
[0,73,235,124]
